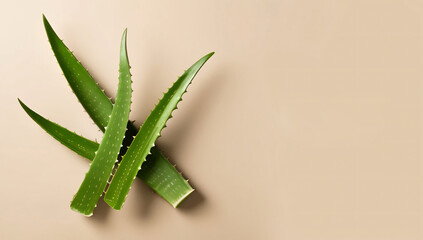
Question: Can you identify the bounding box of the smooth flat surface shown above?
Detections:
[1,0,423,239]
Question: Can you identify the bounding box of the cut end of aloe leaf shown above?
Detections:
[172,188,195,208]
[70,204,94,217]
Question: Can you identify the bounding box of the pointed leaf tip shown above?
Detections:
[42,14,50,29]
[121,29,128,46]
[120,29,129,67]
[17,98,26,110]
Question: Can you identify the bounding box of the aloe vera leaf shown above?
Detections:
[105,52,214,209]
[18,99,98,160]
[138,147,194,207]
[70,30,133,216]
[18,100,191,205]
[43,15,112,132]
[43,15,194,206]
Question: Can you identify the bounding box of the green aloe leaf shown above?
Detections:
[43,15,112,132]
[105,52,214,209]
[70,30,133,216]
[17,100,192,205]
[43,15,194,207]
[18,99,98,160]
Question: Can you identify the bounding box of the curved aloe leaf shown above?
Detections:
[43,15,194,207]
[18,100,191,205]
[43,15,112,132]
[105,52,214,209]
[70,30,132,216]
[18,99,98,160]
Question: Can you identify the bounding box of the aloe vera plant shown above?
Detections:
[19,16,214,215]
[42,15,195,207]
[105,52,214,210]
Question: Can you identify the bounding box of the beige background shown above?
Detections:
[1,0,423,239]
